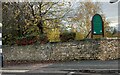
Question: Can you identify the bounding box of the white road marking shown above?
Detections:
[0,41,2,45]
[0,49,2,53]
[0,70,29,73]
[0,23,2,27]
[0,33,2,38]
[63,69,119,71]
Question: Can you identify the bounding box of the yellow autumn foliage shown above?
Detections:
[75,32,85,40]
[47,28,60,42]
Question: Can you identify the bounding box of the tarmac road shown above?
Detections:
[1,59,120,75]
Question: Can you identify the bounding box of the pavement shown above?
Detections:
[1,63,51,70]
[0,63,51,73]
[0,59,119,75]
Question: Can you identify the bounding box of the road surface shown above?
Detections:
[1,59,120,75]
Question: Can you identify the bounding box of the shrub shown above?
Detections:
[39,34,48,44]
[60,32,76,42]
[75,32,85,40]
[16,35,36,46]
[47,28,60,42]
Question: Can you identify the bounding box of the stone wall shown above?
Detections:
[3,39,119,61]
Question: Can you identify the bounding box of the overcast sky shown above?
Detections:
[101,2,118,27]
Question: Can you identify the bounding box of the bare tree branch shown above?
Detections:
[41,2,59,16]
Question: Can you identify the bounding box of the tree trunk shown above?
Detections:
[37,2,43,34]
[37,21,43,34]
[17,24,22,37]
